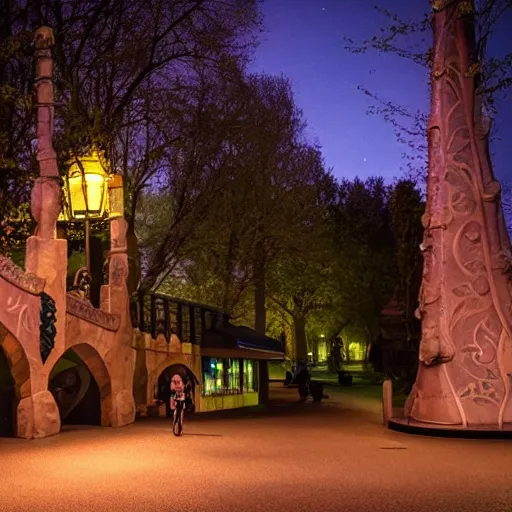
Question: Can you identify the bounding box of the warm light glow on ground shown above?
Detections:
[1,386,511,512]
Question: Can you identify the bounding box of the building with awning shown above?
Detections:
[131,293,286,416]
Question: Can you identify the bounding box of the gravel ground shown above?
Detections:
[0,384,511,512]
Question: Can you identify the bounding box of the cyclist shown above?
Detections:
[170,373,187,435]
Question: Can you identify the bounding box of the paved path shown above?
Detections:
[1,384,511,512]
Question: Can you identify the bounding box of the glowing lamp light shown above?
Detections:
[66,151,109,220]
[59,150,124,221]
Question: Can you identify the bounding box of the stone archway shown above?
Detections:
[49,343,112,428]
[0,324,31,437]
[156,363,199,417]
[0,346,15,436]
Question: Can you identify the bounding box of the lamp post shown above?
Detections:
[60,148,124,298]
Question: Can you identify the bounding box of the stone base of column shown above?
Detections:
[17,390,60,439]
[388,415,512,439]
[113,389,136,427]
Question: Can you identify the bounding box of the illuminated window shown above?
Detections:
[201,358,244,396]
[243,360,258,392]
[202,357,224,396]
[226,359,240,392]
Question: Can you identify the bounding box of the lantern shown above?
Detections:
[65,150,109,220]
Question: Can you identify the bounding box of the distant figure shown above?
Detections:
[295,360,310,400]
[329,341,342,372]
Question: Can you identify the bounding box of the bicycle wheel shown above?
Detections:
[173,405,183,436]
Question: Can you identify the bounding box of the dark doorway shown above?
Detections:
[157,364,197,417]
[49,350,101,427]
[0,348,15,437]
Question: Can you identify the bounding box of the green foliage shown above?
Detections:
[0,1,430,365]
[0,202,33,259]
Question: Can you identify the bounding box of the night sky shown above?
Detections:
[250,0,512,186]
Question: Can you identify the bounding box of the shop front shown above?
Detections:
[131,294,285,416]
[200,322,285,412]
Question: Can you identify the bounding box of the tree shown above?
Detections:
[0,0,261,291]
[344,1,512,181]
[330,177,396,355]
[388,179,424,343]
[156,73,337,343]
[268,242,337,363]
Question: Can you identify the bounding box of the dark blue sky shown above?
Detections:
[250,0,512,186]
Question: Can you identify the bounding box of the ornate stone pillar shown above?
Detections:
[25,27,68,379]
[30,27,61,240]
[100,218,136,427]
[404,0,512,428]
[19,27,68,438]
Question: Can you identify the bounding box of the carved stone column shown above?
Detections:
[31,27,61,240]
[100,218,136,427]
[25,27,68,372]
[404,0,512,428]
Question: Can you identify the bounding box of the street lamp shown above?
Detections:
[60,148,124,297]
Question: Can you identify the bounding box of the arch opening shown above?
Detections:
[49,344,112,428]
[0,347,16,437]
[0,325,31,438]
[156,364,198,417]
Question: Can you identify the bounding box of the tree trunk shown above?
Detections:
[293,314,307,362]
[253,241,268,404]
[363,321,373,363]
[253,241,266,335]
[89,235,104,308]
[126,215,141,295]
[221,229,237,311]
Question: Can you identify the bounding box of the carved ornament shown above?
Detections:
[0,255,46,295]
[66,293,120,332]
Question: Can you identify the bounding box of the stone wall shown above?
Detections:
[132,330,201,417]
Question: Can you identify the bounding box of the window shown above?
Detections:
[226,359,240,392]
[204,311,214,330]
[202,357,224,395]
[169,302,179,337]
[201,357,242,396]
[194,308,203,344]
[181,306,190,342]
[154,298,167,338]
[243,360,258,392]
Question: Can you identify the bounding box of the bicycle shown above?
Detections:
[172,399,185,436]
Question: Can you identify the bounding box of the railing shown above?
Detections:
[130,292,228,345]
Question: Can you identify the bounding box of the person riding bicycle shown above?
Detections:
[170,373,188,433]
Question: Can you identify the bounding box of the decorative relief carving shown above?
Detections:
[0,255,45,295]
[408,0,512,428]
[110,256,128,286]
[66,293,120,332]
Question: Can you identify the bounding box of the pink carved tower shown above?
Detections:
[404,0,512,428]
[31,27,62,238]
[25,27,68,354]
